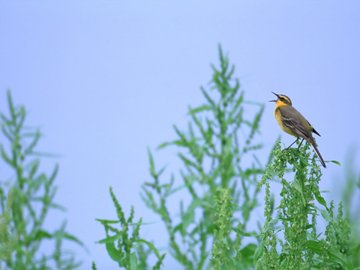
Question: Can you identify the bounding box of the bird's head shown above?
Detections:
[270,92,292,106]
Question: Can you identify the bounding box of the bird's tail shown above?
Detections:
[311,143,326,168]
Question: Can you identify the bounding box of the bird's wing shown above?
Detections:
[309,122,321,136]
[278,106,312,140]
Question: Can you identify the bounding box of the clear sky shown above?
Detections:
[1,1,359,269]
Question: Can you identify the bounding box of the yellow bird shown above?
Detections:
[270,92,326,168]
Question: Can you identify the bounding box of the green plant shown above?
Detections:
[96,187,165,270]
[0,91,83,270]
[97,47,359,269]
[339,150,360,267]
[142,46,265,269]
[257,140,355,269]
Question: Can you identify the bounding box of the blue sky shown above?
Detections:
[1,1,360,269]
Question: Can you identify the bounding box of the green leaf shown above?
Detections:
[129,252,138,270]
[157,139,188,149]
[147,149,156,177]
[7,90,16,121]
[313,188,328,209]
[62,231,86,249]
[305,239,324,254]
[33,229,52,241]
[201,87,216,108]
[305,240,348,268]
[105,239,123,264]
[188,105,212,115]
[240,243,257,258]
[0,146,13,167]
[329,160,341,166]
[253,244,264,262]
[319,208,331,222]
[292,179,306,205]
[179,199,203,235]
[135,239,162,259]
[153,253,166,270]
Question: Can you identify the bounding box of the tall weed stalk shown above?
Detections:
[97,47,359,270]
[142,46,265,269]
[257,140,355,269]
[0,91,83,269]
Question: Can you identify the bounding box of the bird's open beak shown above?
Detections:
[269,92,279,102]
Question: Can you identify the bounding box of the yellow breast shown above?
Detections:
[274,106,297,137]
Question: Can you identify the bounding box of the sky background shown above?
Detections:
[1,1,360,269]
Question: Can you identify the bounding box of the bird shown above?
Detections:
[270,92,326,168]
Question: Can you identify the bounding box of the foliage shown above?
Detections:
[0,91,83,269]
[96,187,165,270]
[257,140,355,269]
[2,48,358,270]
[141,46,265,269]
[96,47,359,269]
[339,150,360,267]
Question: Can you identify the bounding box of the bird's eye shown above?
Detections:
[279,96,287,102]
